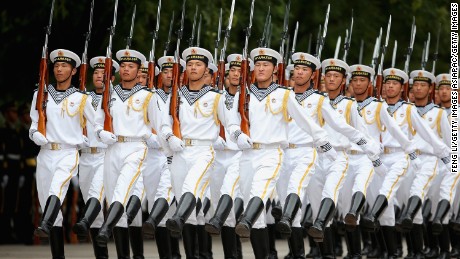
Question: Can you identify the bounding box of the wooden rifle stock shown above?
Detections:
[313,69,321,90]
[375,74,383,100]
[78,63,88,135]
[170,62,182,138]
[430,82,436,103]
[238,59,250,135]
[250,70,255,85]
[181,70,188,85]
[403,82,409,101]
[368,84,374,97]
[277,63,285,87]
[217,60,226,139]
[148,61,156,90]
[102,57,113,132]
[37,57,48,136]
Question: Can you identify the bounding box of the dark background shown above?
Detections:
[0,0,452,107]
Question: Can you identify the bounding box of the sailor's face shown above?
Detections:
[92,68,104,89]
[438,85,451,103]
[229,66,241,86]
[324,71,345,90]
[412,81,431,100]
[53,62,76,82]
[383,79,402,98]
[293,65,313,86]
[162,68,173,87]
[119,62,139,82]
[137,72,148,86]
[186,60,206,81]
[351,76,370,95]
[254,61,275,82]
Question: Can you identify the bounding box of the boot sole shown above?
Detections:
[271,207,282,221]
[204,222,221,235]
[166,219,182,238]
[142,222,156,239]
[34,228,49,238]
[235,223,251,238]
[360,218,379,232]
[95,234,109,247]
[307,226,324,241]
[275,221,292,238]
[344,213,358,227]
[72,223,89,236]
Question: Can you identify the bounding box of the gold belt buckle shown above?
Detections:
[384,147,390,154]
[51,143,60,150]
[350,150,358,155]
[252,143,261,150]
[416,149,421,155]
[184,139,193,147]
[117,136,126,142]
[289,143,296,149]
[90,147,98,154]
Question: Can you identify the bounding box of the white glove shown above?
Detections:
[98,130,117,145]
[441,156,452,172]
[373,159,388,176]
[358,138,380,160]
[213,137,226,151]
[77,136,90,149]
[144,134,161,149]
[237,133,253,150]
[168,135,184,152]
[317,143,337,161]
[409,152,422,171]
[32,132,48,146]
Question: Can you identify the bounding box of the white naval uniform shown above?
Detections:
[77,91,107,228]
[305,94,369,223]
[239,83,329,229]
[209,90,242,227]
[30,85,97,227]
[94,84,168,228]
[166,85,241,225]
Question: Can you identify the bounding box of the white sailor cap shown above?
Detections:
[182,47,213,65]
[349,64,375,80]
[50,49,81,68]
[227,54,255,71]
[410,70,436,84]
[208,62,218,74]
[157,56,186,72]
[436,73,451,88]
[90,56,120,72]
[286,64,294,76]
[321,58,350,75]
[116,49,146,65]
[383,68,408,84]
[225,63,229,73]
[250,48,282,65]
[291,52,321,70]
[139,61,159,76]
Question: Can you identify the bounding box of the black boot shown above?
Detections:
[432,200,451,235]
[73,197,102,241]
[234,198,244,220]
[308,198,335,242]
[438,225,451,259]
[166,192,196,238]
[382,226,398,258]
[221,226,238,259]
[113,227,130,259]
[142,198,169,238]
[397,196,422,232]
[236,235,243,259]
[316,227,335,259]
[203,197,211,216]
[344,192,365,230]
[271,200,283,222]
[35,195,61,238]
[197,225,213,259]
[205,194,233,235]
[344,228,362,259]
[454,205,460,232]
[361,195,388,232]
[126,195,142,226]
[49,227,65,259]
[367,231,385,258]
[268,223,278,258]
[182,224,198,259]
[90,228,109,259]
[235,197,264,238]
[305,235,319,258]
[360,226,372,256]
[170,234,182,259]
[277,193,301,238]
[288,227,305,258]
[409,224,425,259]
[155,227,172,259]
[129,226,144,259]
[405,232,414,259]
[301,204,313,229]
[250,228,270,259]
[425,222,439,258]
[96,201,125,247]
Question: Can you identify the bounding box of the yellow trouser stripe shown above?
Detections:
[200,180,210,200]
[363,168,375,196]
[449,173,460,202]
[333,152,349,203]
[421,159,438,199]
[386,155,409,199]
[261,148,283,200]
[231,176,240,198]
[123,146,148,205]
[297,149,317,195]
[193,147,215,196]
[59,151,79,199]
[166,187,172,203]
[98,187,104,202]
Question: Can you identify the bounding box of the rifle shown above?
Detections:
[188,5,198,47]
[258,6,271,47]
[36,0,56,136]
[342,10,353,63]
[102,0,119,133]
[289,21,299,65]
[307,32,312,54]
[376,15,391,100]
[391,40,397,68]
[333,36,341,59]
[164,11,175,57]
[368,29,381,97]
[197,14,202,47]
[125,5,136,49]
[358,39,364,64]
[277,0,290,87]
[148,0,161,90]
[314,4,330,90]
[403,17,416,101]
[79,0,94,92]
[432,23,441,75]
[422,33,430,71]
[238,0,255,135]
[216,0,235,91]
[170,0,187,138]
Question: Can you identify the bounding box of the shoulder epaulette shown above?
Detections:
[313,91,327,97]
[403,101,415,106]
[77,90,89,95]
[209,88,222,94]
[344,96,354,101]
[278,85,291,90]
[142,87,156,93]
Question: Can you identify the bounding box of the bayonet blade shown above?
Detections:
[432,23,441,74]
[126,4,136,49]
[359,39,364,64]
[391,40,397,68]
[334,36,341,59]
[197,14,202,47]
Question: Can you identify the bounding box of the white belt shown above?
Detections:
[117,136,145,143]
[334,147,349,152]
[81,147,106,154]
[383,147,404,154]
[42,143,77,150]
[288,143,312,149]
[183,139,213,147]
[348,150,364,155]
[252,143,281,150]
[6,154,21,160]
